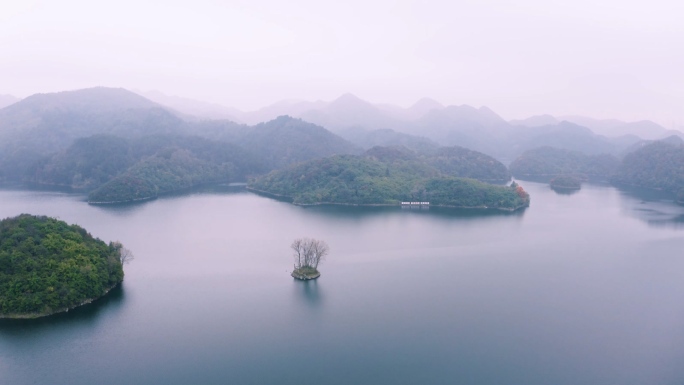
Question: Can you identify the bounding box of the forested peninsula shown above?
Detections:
[509,146,619,181]
[611,140,684,201]
[0,214,125,318]
[249,147,530,211]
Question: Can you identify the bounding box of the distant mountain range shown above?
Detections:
[134,90,682,162]
[0,94,20,109]
[0,87,360,189]
[3,88,680,165]
[1,86,682,203]
[510,114,681,140]
[136,90,244,122]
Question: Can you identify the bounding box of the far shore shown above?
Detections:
[246,187,528,212]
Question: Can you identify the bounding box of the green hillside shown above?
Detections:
[611,141,684,198]
[249,151,529,210]
[510,146,619,180]
[0,214,125,318]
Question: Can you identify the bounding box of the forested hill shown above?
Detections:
[20,116,358,203]
[0,87,184,145]
[249,148,529,210]
[236,116,361,169]
[509,146,620,181]
[611,141,684,199]
[427,146,511,183]
[0,88,361,203]
[0,86,360,187]
[362,145,511,183]
[0,214,125,318]
[25,134,266,203]
[0,87,188,181]
[27,135,264,191]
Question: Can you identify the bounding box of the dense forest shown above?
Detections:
[26,134,266,203]
[0,214,125,318]
[549,175,582,190]
[249,149,529,210]
[509,146,620,181]
[427,146,511,183]
[611,141,684,199]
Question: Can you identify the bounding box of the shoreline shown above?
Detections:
[246,187,528,212]
[0,282,121,319]
[291,269,321,280]
[88,180,245,204]
[88,196,157,205]
[550,184,581,191]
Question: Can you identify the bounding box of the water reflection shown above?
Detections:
[91,184,250,215]
[20,182,79,194]
[303,203,527,222]
[293,279,323,309]
[617,187,684,229]
[551,187,580,195]
[0,284,126,335]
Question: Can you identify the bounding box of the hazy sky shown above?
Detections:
[1,0,682,126]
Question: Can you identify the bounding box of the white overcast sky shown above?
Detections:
[1,0,682,125]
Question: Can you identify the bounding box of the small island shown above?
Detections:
[0,214,128,318]
[549,175,582,191]
[290,238,328,280]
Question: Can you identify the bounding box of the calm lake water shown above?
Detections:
[1,182,684,385]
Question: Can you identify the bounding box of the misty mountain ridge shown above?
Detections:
[137,90,448,128]
[509,114,558,127]
[0,87,187,151]
[621,134,684,156]
[1,86,675,176]
[0,88,361,183]
[512,114,681,141]
[0,94,20,110]
[135,90,244,122]
[5,87,160,114]
[336,127,439,155]
[137,90,638,161]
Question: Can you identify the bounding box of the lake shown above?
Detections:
[1,181,684,385]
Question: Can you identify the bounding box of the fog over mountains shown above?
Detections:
[139,88,681,137]
[132,88,683,162]
[0,95,20,110]
[0,87,679,170]
[0,86,682,204]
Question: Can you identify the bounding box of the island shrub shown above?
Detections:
[0,214,125,318]
[291,238,328,280]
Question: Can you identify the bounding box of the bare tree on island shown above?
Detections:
[110,241,134,266]
[291,238,329,280]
